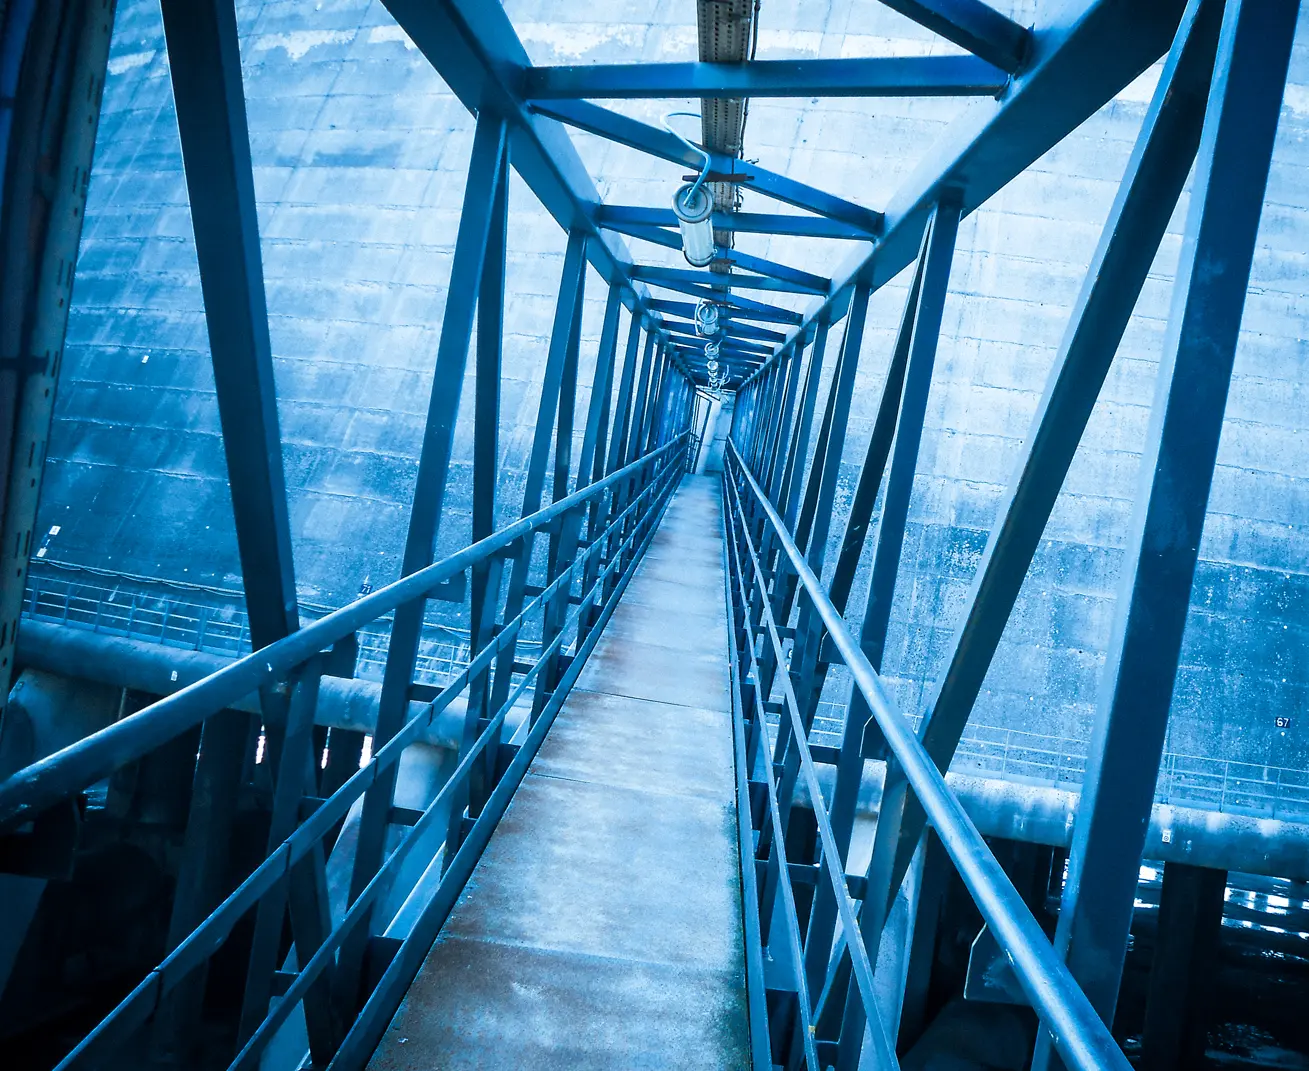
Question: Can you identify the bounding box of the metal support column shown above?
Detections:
[867,0,1230,923]
[1035,2,1296,1063]
[1140,864,1227,1070]
[337,109,508,1014]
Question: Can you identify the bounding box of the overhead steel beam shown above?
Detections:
[522,55,1009,98]
[661,319,773,346]
[534,98,884,233]
[674,341,771,362]
[1034,1,1296,1062]
[161,0,297,649]
[675,346,762,365]
[377,0,689,367]
[600,219,829,295]
[673,341,766,362]
[604,220,682,250]
[725,249,832,293]
[877,0,1031,74]
[640,279,805,324]
[740,0,1190,388]
[596,204,875,240]
[722,320,788,344]
[865,0,1227,944]
[633,263,826,296]
[644,299,789,343]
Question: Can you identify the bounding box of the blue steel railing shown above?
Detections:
[0,437,685,1071]
[722,442,1130,1071]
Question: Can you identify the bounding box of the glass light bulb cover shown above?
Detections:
[672,183,715,268]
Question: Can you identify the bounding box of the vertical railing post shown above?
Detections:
[484,228,589,743]
[462,133,509,822]
[336,109,509,1016]
[533,282,623,716]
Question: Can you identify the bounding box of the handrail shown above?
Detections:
[41,437,687,1071]
[721,471,897,1070]
[724,441,1131,1071]
[0,437,686,830]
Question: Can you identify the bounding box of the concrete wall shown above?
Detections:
[38,0,1309,772]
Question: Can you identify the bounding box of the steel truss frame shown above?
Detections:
[724,1,1296,1068]
[0,0,1298,1068]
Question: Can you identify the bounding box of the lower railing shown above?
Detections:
[722,442,1129,1071]
[0,436,686,1071]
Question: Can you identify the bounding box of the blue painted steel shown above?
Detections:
[466,139,510,814]
[877,0,1030,74]
[632,263,829,296]
[856,197,958,683]
[798,222,930,1029]
[522,55,1009,98]
[722,248,832,294]
[1034,2,1298,1064]
[777,321,828,526]
[869,0,1228,926]
[595,203,876,240]
[9,439,687,1071]
[338,110,510,1017]
[375,0,697,378]
[764,346,804,500]
[724,448,1132,1071]
[833,198,959,1069]
[626,330,658,467]
[738,0,1188,390]
[646,282,804,324]
[157,0,297,649]
[531,97,884,233]
[486,228,588,735]
[672,336,772,359]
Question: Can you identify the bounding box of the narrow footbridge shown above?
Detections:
[368,476,752,1069]
[0,0,1297,1069]
[0,452,1127,1071]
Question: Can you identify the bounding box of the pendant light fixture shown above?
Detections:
[664,111,715,268]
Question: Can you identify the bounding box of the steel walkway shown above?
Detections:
[367,475,750,1069]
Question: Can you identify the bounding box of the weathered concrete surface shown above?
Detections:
[366,476,749,1070]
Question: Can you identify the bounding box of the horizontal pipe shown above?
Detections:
[726,445,1129,1071]
[12,619,503,750]
[793,761,1309,883]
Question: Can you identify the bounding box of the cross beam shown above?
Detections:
[534,98,883,233]
[523,55,1009,99]
[595,204,875,240]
